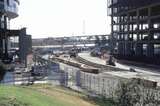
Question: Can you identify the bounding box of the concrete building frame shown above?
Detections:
[108,0,160,65]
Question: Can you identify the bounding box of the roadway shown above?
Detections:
[78,52,160,73]
[78,52,160,86]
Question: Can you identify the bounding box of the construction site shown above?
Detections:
[0,0,32,66]
[1,0,160,106]
[108,0,160,65]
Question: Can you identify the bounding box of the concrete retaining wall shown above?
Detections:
[59,62,160,106]
[44,55,160,106]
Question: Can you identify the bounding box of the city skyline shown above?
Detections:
[10,0,111,38]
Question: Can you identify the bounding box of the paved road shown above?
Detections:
[78,53,159,73]
[78,52,160,86]
[78,53,106,65]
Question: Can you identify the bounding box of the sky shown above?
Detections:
[11,0,111,38]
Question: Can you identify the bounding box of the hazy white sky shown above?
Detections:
[11,0,111,38]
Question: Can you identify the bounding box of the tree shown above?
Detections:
[116,79,141,106]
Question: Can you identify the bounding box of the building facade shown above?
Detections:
[108,0,160,64]
[0,0,32,66]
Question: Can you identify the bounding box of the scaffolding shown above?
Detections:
[108,0,160,65]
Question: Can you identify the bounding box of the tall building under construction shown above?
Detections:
[108,0,160,65]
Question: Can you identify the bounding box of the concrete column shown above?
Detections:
[0,16,3,57]
[0,16,2,57]
[117,15,124,55]
[3,15,8,57]
[110,0,114,54]
[125,14,133,56]
[131,15,134,39]
[122,15,126,56]
[134,9,143,57]
[0,38,2,56]
[147,43,154,57]
[19,28,27,66]
[147,7,154,57]
[125,42,132,55]
[119,16,122,40]
[118,42,124,55]
[136,9,140,40]
[140,34,143,40]
[135,43,143,56]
